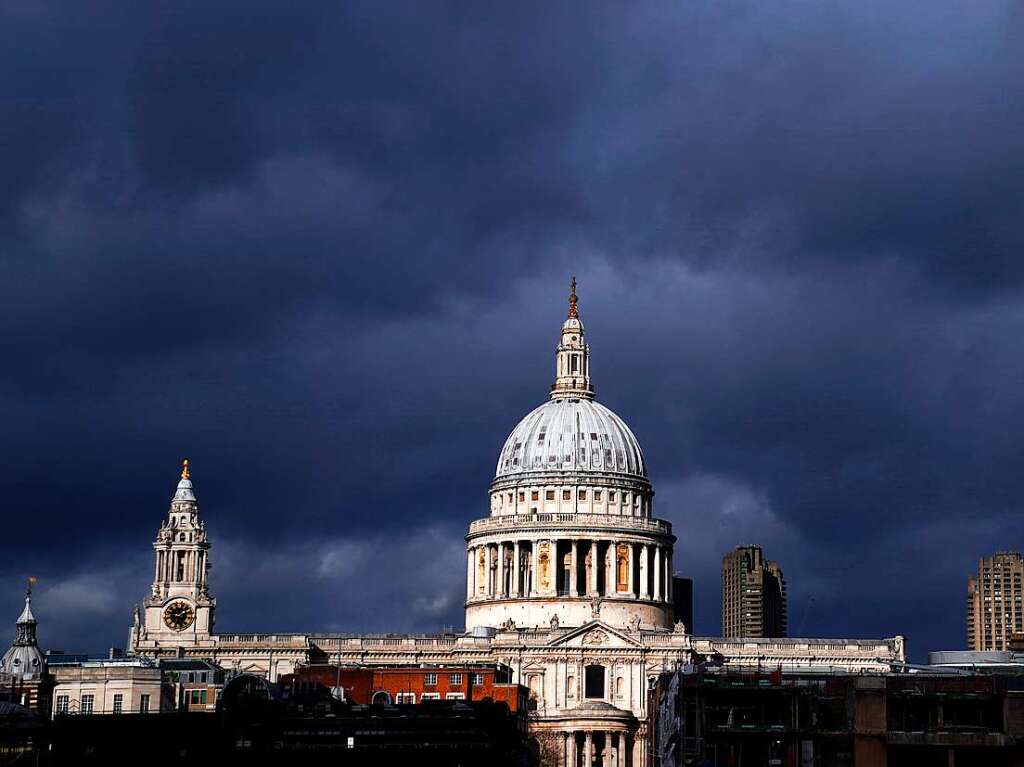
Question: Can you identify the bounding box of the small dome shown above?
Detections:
[495,398,646,480]
[0,644,44,680]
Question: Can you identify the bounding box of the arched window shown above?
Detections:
[371,691,391,705]
[616,676,624,697]
[584,665,605,699]
[567,675,576,698]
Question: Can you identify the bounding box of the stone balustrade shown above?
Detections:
[468,512,672,536]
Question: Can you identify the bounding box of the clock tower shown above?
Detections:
[130,460,217,653]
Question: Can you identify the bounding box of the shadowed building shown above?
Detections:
[967,552,1024,651]
[721,545,787,638]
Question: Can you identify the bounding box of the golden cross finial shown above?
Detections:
[568,276,579,319]
[181,458,190,480]
[26,576,37,596]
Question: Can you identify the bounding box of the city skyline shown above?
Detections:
[4,2,1024,665]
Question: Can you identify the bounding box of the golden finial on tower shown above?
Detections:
[26,576,37,596]
[568,276,579,319]
[181,458,190,480]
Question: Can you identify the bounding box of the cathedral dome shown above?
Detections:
[492,278,647,485]
[495,397,646,480]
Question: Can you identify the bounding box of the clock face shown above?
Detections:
[163,601,195,631]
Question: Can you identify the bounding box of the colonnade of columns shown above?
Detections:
[562,730,632,767]
[155,548,207,586]
[466,538,673,603]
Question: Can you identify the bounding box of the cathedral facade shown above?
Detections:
[129,283,905,766]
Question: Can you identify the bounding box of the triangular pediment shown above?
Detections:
[546,621,640,649]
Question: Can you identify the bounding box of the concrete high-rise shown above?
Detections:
[721,545,787,638]
[967,552,1024,651]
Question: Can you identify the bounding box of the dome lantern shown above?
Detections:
[551,277,594,401]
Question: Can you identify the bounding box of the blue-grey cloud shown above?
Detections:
[1,0,1023,661]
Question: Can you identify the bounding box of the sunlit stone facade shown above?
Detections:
[129,281,907,766]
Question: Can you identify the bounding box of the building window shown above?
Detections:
[396,692,416,704]
[446,693,465,700]
[471,673,485,686]
[81,694,94,714]
[421,692,441,700]
[531,491,539,501]
[609,492,617,502]
[594,491,602,502]
[562,490,571,501]
[424,673,437,686]
[371,691,392,705]
[56,695,69,714]
[545,490,555,501]
[140,694,150,714]
[518,492,525,502]
[449,673,463,685]
[113,694,123,714]
[579,490,587,501]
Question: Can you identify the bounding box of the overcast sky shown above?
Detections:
[2,1,1023,661]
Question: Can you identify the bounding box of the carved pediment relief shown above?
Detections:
[545,621,640,649]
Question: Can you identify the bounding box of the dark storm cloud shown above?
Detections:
[1,0,1023,657]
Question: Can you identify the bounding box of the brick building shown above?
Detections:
[280,663,528,713]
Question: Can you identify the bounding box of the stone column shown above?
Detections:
[604,732,613,766]
[531,539,540,596]
[639,545,649,599]
[513,540,521,596]
[609,541,618,594]
[627,544,635,597]
[497,542,506,597]
[485,545,494,596]
[570,540,578,596]
[584,732,593,767]
[666,551,673,602]
[589,540,599,596]
[653,546,662,601]
[467,548,475,600]
[563,732,571,767]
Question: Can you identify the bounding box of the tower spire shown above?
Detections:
[550,277,593,399]
[18,578,37,626]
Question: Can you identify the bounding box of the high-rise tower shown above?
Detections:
[966,552,1024,651]
[721,545,787,638]
[130,460,216,653]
